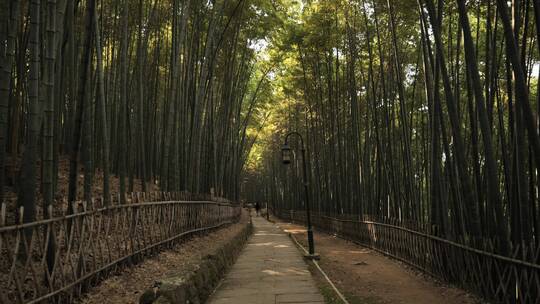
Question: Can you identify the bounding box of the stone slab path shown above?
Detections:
[207,216,324,304]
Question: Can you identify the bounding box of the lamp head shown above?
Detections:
[281,144,292,165]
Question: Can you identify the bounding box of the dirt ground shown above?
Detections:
[276,220,481,304]
[77,214,249,304]
[2,157,160,224]
[3,157,159,202]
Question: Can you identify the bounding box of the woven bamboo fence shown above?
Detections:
[0,192,240,304]
[278,210,540,304]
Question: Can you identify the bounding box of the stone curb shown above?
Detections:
[139,221,253,304]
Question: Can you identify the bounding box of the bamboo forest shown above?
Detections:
[1,0,540,303]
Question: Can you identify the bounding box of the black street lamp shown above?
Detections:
[281,131,317,258]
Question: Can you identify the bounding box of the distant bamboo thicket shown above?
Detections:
[252,0,540,256]
[0,0,270,223]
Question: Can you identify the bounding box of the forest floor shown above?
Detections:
[78,212,250,304]
[274,220,482,304]
[2,156,159,223]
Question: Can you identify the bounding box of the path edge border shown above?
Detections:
[139,219,253,304]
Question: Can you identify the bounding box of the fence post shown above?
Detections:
[0,202,5,227]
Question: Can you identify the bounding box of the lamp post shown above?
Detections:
[281,132,316,257]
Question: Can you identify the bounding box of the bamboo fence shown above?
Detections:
[0,192,240,304]
[278,210,540,304]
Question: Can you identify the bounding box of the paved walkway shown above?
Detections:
[208,216,324,304]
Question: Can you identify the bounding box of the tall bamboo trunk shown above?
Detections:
[0,0,20,202]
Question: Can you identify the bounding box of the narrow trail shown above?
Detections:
[277,221,479,304]
[208,216,324,304]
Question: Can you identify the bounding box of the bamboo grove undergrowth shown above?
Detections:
[243,0,540,257]
[0,0,279,223]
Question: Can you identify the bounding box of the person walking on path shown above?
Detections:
[255,202,261,216]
